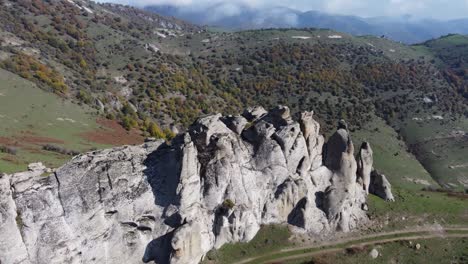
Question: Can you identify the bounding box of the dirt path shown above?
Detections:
[282,225,468,252]
[234,226,468,264]
[269,233,468,264]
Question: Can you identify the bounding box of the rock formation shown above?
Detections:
[370,170,395,201]
[0,106,392,264]
[357,142,373,194]
[356,142,395,201]
[322,120,367,232]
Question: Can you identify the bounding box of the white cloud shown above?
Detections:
[205,3,243,21]
[324,0,368,13]
[388,0,426,15]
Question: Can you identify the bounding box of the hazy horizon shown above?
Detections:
[97,0,468,21]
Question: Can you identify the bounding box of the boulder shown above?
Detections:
[221,115,248,134]
[242,106,267,121]
[370,248,379,259]
[370,170,395,201]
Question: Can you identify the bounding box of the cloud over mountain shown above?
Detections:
[99,0,468,20]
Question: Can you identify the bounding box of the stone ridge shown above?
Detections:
[0,106,393,264]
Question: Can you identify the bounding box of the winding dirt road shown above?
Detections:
[234,225,468,264]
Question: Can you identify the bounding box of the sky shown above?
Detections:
[99,0,468,20]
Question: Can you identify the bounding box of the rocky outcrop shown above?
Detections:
[370,170,395,201]
[356,142,394,201]
[357,142,373,194]
[0,106,391,264]
[322,120,367,232]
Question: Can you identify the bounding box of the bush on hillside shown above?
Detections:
[42,144,80,156]
[0,146,18,155]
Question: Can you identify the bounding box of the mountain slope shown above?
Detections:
[0,1,467,190]
[0,0,197,171]
[404,34,468,189]
[416,34,468,98]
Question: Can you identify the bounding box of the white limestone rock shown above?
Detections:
[242,106,267,121]
[221,115,248,135]
[370,170,395,202]
[300,111,324,171]
[370,248,379,259]
[323,120,368,232]
[0,173,30,264]
[0,106,392,264]
[357,142,373,194]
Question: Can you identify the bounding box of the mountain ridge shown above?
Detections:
[145,4,468,44]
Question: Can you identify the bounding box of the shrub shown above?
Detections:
[121,103,136,116]
[163,128,176,140]
[77,89,93,104]
[1,53,68,94]
[147,122,165,139]
[121,115,138,130]
[0,145,18,155]
[222,199,235,209]
[79,58,88,69]
[42,144,80,156]
[15,211,23,229]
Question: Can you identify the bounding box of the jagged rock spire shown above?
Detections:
[357,141,373,194]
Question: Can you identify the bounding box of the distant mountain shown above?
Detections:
[145,4,468,43]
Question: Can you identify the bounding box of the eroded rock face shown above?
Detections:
[0,106,389,264]
[0,172,30,264]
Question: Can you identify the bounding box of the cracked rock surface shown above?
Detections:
[0,106,392,264]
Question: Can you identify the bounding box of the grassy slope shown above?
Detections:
[352,116,436,190]
[356,34,468,190]
[368,189,468,228]
[0,69,109,173]
[202,225,291,264]
[414,34,468,67]
[401,119,468,190]
[403,35,468,190]
[358,35,468,188]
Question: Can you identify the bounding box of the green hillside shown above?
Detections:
[0,0,467,191]
[407,35,468,190]
[414,34,468,99]
[0,68,104,172]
